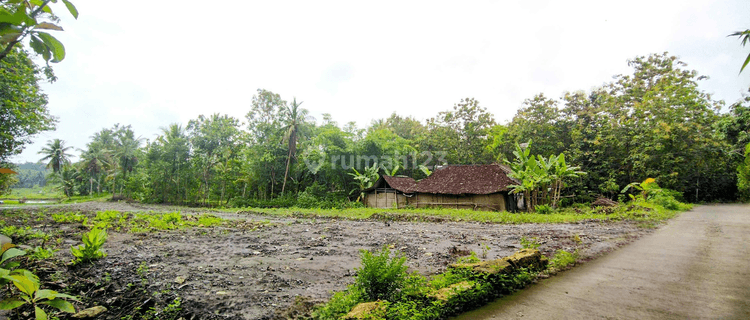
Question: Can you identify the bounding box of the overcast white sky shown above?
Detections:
[12,0,750,163]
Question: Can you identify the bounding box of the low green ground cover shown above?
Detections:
[0,186,62,200]
[238,199,689,225]
[314,246,544,320]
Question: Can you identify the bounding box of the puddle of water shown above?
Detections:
[24,200,58,204]
[0,199,58,204]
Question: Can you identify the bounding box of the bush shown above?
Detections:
[314,287,364,320]
[549,249,578,270]
[296,190,319,208]
[535,204,552,214]
[354,246,409,301]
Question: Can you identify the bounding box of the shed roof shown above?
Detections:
[415,164,518,195]
[365,175,417,193]
[383,175,418,193]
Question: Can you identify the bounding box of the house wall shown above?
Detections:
[365,190,408,208]
[408,193,506,211]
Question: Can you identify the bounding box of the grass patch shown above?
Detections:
[59,192,112,204]
[0,186,62,199]
[237,200,689,225]
[548,249,579,270]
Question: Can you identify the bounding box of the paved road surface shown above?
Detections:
[454,204,750,320]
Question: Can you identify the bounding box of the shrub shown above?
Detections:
[71,227,108,264]
[314,287,364,320]
[549,249,578,270]
[354,246,409,301]
[535,204,552,214]
[296,190,319,208]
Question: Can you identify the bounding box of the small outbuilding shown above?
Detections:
[363,175,416,209]
[363,164,520,211]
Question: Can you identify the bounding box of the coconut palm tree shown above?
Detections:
[79,145,111,195]
[280,98,313,194]
[38,139,73,173]
[114,128,144,197]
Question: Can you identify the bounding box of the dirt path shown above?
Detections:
[454,204,750,320]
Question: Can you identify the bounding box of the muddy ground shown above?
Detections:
[1,202,651,319]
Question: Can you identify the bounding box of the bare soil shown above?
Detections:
[1,202,652,319]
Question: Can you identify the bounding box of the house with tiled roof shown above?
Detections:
[364,164,520,211]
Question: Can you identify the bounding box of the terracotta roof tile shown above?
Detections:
[415,164,518,195]
[382,175,417,193]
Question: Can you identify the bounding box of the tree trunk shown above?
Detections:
[282,147,292,194]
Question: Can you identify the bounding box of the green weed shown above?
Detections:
[71,227,108,265]
[520,236,541,249]
[549,249,579,270]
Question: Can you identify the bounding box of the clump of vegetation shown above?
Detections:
[622,178,692,211]
[507,140,586,211]
[314,246,545,320]
[52,211,87,224]
[93,210,129,229]
[520,236,541,249]
[0,244,78,320]
[29,246,56,261]
[354,246,409,301]
[548,249,579,270]
[457,251,481,264]
[71,227,108,265]
[535,204,552,214]
[49,210,228,233]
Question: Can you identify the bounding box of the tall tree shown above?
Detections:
[38,138,72,173]
[425,98,496,164]
[114,125,144,196]
[79,144,110,194]
[280,98,313,194]
[0,48,56,163]
[188,114,240,204]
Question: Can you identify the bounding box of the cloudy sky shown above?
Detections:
[13,0,750,163]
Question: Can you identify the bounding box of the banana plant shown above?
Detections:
[348,164,380,202]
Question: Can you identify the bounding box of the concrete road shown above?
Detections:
[454,204,750,320]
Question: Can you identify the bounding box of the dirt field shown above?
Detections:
[1,202,652,319]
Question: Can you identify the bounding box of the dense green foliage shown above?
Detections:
[0,48,56,195]
[354,246,409,301]
[499,53,740,203]
[736,143,750,201]
[314,247,539,320]
[7,162,49,189]
[14,52,750,205]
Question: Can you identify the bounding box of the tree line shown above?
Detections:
[25,53,750,206]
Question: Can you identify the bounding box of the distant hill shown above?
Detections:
[13,162,50,188]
